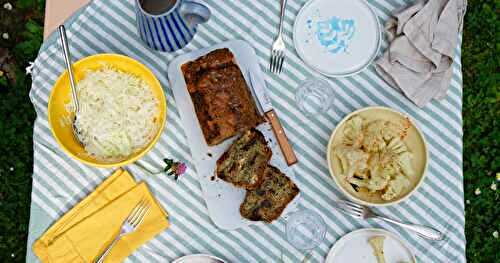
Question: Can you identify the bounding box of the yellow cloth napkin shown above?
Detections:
[33,169,169,263]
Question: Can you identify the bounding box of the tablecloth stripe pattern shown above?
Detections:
[27,0,465,262]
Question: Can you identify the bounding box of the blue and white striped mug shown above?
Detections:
[135,0,211,52]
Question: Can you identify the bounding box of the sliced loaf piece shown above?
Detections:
[240,165,300,223]
[216,128,272,190]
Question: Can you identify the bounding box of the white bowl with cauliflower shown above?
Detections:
[327,106,428,206]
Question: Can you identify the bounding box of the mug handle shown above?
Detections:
[179,0,211,27]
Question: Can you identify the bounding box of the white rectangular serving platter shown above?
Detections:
[167,40,299,230]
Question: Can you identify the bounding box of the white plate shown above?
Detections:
[293,0,381,77]
[167,40,299,230]
[325,228,416,263]
[172,254,226,263]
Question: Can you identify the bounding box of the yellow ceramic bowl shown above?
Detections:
[327,106,428,207]
[48,54,167,168]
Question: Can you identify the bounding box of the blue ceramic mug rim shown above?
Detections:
[135,0,182,18]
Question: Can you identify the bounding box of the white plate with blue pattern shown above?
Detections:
[293,0,381,77]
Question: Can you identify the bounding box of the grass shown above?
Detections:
[0,0,44,261]
[462,0,500,261]
[0,0,498,262]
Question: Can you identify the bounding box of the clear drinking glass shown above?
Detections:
[295,77,336,117]
[286,209,326,251]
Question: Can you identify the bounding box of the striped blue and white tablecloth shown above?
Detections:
[26,0,465,262]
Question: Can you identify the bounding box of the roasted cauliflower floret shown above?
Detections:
[397,152,415,177]
[343,116,364,147]
[382,175,411,201]
[334,145,369,180]
[362,120,387,152]
[386,137,408,154]
[386,138,415,177]
[383,118,410,140]
[348,171,390,192]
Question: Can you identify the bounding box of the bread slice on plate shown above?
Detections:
[240,165,300,223]
[216,128,272,190]
[181,48,264,146]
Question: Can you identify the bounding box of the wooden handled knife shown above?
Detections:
[246,71,298,166]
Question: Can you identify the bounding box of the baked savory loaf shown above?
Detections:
[216,128,272,190]
[181,48,264,146]
[240,165,300,223]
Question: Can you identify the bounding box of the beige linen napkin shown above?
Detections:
[375,0,467,107]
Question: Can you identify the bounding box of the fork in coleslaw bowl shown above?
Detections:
[48,54,167,168]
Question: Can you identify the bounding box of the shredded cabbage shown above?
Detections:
[71,66,160,162]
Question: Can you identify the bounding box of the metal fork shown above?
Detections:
[335,200,444,240]
[95,199,151,263]
[270,0,288,74]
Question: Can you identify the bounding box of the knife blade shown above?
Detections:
[246,71,298,166]
[246,70,272,114]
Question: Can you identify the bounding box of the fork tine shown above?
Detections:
[269,52,274,72]
[273,54,278,73]
[343,200,363,209]
[340,200,364,214]
[271,55,276,73]
[277,53,285,73]
[335,204,363,218]
[335,201,364,217]
[131,203,151,227]
[135,204,151,227]
[128,200,148,225]
[126,198,146,222]
[271,51,277,73]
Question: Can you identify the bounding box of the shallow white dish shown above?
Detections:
[327,106,428,206]
[325,228,416,263]
[293,0,381,77]
[167,40,299,230]
[172,254,226,263]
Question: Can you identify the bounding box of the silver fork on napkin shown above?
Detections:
[335,200,444,240]
[95,199,151,263]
